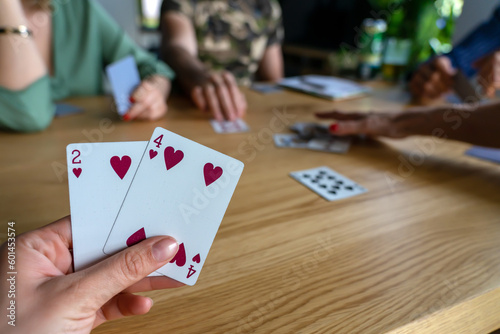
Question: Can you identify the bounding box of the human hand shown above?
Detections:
[316,107,440,139]
[409,56,456,101]
[0,216,182,334]
[190,71,247,121]
[124,75,170,121]
[474,50,500,98]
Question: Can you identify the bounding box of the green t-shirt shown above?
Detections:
[0,0,175,132]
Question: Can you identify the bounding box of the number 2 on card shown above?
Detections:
[72,150,81,164]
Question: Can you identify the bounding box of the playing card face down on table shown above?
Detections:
[103,127,244,285]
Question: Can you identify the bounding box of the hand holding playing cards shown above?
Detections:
[190,71,247,122]
[0,216,181,334]
[124,75,171,122]
[409,56,456,101]
[474,50,500,98]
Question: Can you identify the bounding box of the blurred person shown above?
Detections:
[316,101,500,148]
[160,0,284,121]
[0,216,181,334]
[410,6,500,101]
[0,0,175,132]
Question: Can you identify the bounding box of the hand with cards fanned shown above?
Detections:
[2,216,182,334]
[68,127,244,285]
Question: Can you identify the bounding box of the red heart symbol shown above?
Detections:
[73,168,82,178]
[110,155,132,180]
[204,163,223,186]
[164,146,184,170]
[192,254,201,263]
[126,227,146,247]
[149,149,158,159]
[169,243,186,267]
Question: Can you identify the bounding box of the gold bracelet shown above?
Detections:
[0,25,32,38]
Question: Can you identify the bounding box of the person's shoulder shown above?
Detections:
[51,0,92,17]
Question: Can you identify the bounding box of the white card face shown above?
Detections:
[210,119,249,134]
[67,142,148,271]
[290,166,367,201]
[105,55,141,116]
[103,127,244,285]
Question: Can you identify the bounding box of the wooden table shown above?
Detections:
[1,85,500,334]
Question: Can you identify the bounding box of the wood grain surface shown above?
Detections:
[1,84,500,334]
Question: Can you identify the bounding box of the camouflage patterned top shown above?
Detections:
[161,0,284,86]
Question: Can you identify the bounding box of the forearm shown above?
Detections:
[0,0,47,90]
[422,103,500,148]
[161,44,208,93]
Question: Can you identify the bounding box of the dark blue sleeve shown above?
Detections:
[446,6,500,77]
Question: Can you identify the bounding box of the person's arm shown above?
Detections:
[160,11,246,121]
[88,1,174,121]
[446,6,500,78]
[0,0,46,89]
[0,0,54,132]
[316,101,500,148]
[255,0,284,82]
[256,44,284,82]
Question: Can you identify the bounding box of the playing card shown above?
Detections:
[210,119,250,134]
[68,141,152,271]
[274,133,350,153]
[465,146,500,164]
[307,138,350,153]
[290,122,331,140]
[453,70,482,103]
[55,103,83,117]
[106,55,141,116]
[103,127,244,285]
[273,133,309,149]
[290,166,367,201]
[251,83,283,94]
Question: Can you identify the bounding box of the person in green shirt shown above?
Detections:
[0,0,175,132]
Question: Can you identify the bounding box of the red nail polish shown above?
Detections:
[129,96,135,104]
[123,114,131,122]
[329,124,338,133]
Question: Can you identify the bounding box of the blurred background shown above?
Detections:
[98,0,499,81]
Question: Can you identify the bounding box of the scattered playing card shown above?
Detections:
[210,119,250,134]
[307,138,351,153]
[290,166,367,201]
[103,127,244,285]
[67,142,149,271]
[453,70,482,103]
[106,55,141,116]
[273,133,350,153]
[273,133,309,149]
[55,103,83,117]
[465,146,500,164]
[251,83,283,94]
